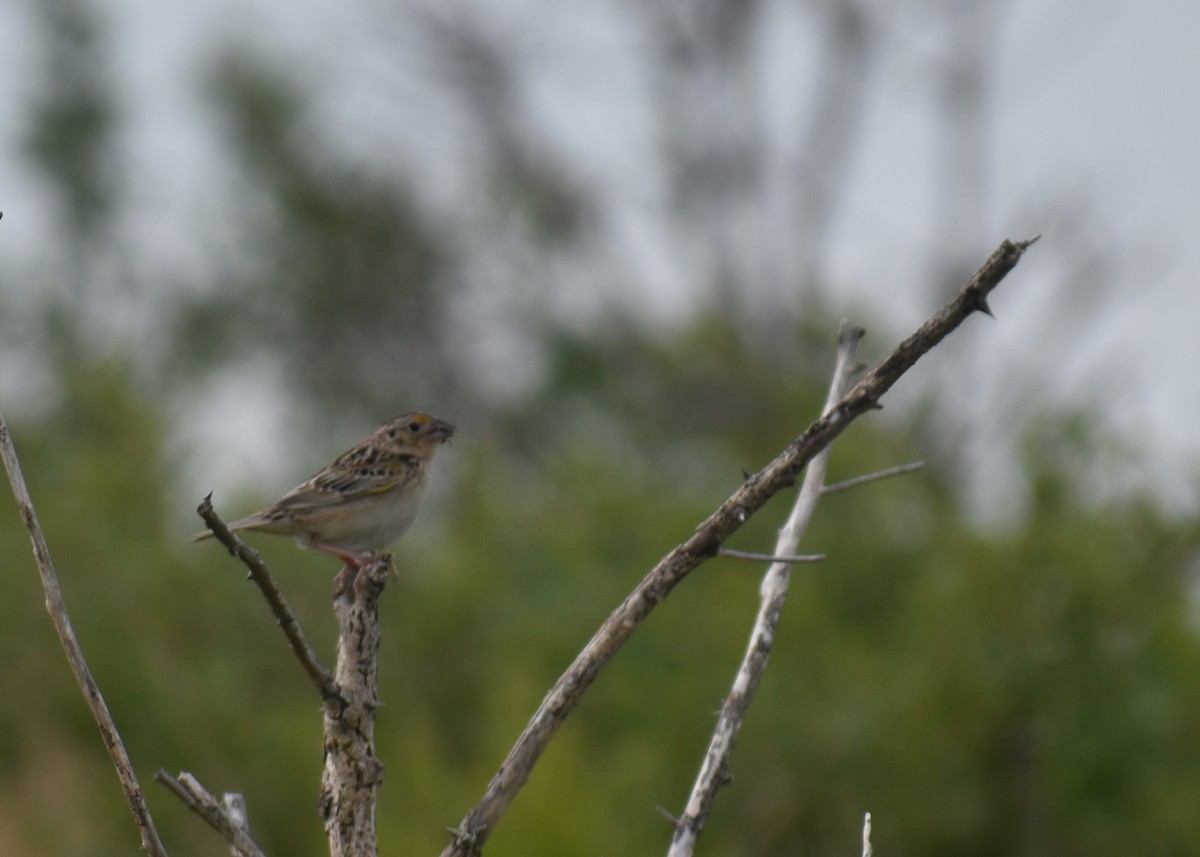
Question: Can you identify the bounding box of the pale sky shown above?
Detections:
[1,0,1197,522]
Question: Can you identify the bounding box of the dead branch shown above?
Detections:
[320,555,392,857]
[822,461,925,495]
[0,416,170,857]
[154,770,265,857]
[199,499,391,855]
[440,235,1038,856]
[718,548,826,564]
[197,495,343,703]
[667,322,862,857]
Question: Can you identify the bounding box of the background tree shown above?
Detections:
[1,1,1198,856]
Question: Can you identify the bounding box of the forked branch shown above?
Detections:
[154,770,265,857]
[441,235,1038,856]
[197,500,392,857]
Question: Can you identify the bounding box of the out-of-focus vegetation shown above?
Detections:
[3,2,1199,856]
[7,328,1200,857]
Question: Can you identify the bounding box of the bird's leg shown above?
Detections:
[313,542,390,597]
[312,541,362,565]
[313,542,369,596]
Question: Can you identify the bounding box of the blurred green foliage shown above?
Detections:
[4,6,1200,857]
[5,338,1200,857]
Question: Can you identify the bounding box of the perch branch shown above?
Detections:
[440,235,1037,857]
[667,322,863,857]
[0,416,170,857]
[154,770,265,857]
[197,496,343,703]
[822,461,925,495]
[320,555,392,857]
[862,811,873,857]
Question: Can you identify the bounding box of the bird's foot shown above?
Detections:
[332,551,393,599]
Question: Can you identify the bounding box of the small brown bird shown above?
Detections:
[195,412,455,569]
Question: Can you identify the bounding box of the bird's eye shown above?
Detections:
[408,421,422,433]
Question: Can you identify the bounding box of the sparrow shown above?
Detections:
[195,412,455,571]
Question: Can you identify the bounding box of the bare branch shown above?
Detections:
[667,322,863,857]
[655,805,680,828]
[862,811,873,857]
[154,770,265,857]
[0,416,170,857]
[718,548,826,564]
[197,495,343,703]
[821,461,925,495]
[320,555,392,857]
[199,501,392,854]
[440,236,1037,857]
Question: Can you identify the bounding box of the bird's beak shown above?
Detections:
[431,419,457,442]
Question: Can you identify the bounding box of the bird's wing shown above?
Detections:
[273,448,419,511]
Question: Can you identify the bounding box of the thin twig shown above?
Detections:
[0,416,170,857]
[197,495,343,704]
[656,805,681,827]
[667,321,863,857]
[822,461,925,495]
[154,770,266,857]
[718,548,826,564]
[440,236,1037,857]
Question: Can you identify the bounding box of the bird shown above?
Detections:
[195,412,455,573]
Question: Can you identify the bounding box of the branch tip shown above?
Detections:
[838,323,866,347]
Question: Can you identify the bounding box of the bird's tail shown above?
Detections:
[191,514,269,544]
